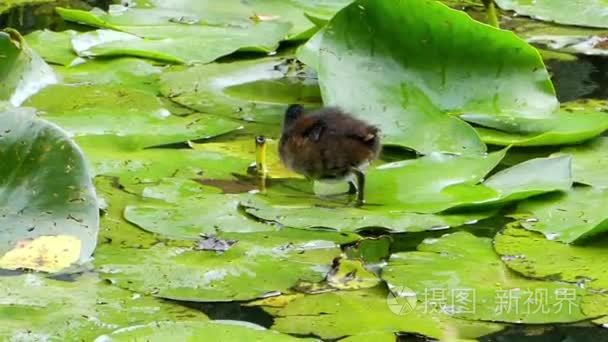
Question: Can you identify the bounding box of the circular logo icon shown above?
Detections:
[386,285,417,315]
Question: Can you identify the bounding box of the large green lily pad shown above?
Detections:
[0,106,98,272]
[0,29,57,106]
[553,137,608,188]
[25,29,78,66]
[0,273,207,341]
[76,140,253,191]
[265,287,503,340]
[95,176,159,248]
[82,0,351,40]
[160,57,321,123]
[94,228,355,301]
[97,320,314,341]
[24,84,241,149]
[242,193,496,233]
[243,152,571,231]
[462,99,608,147]
[57,7,291,64]
[55,57,164,95]
[513,187,608,243]
[312,0,565,153]
[319,151,569,213]
[495,0,608,28]
[124,178,277,239]
[383,232,589,323]
[494,225,608,292]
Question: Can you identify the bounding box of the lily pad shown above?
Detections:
[383,232,589,323]
[97,320,313,341]
[94,228,355,301]
[81,0,350,40]
[265,287,503,340]
[25,29,78,66]
[160,57,321,123]
[463,101,608,147]
[312,0,564,153]
[244,152,571,231]
[0,273,207,341]
[242,192,497,233]
[192,138,301,179]
[513,187,608,243]
[24,84,241,149]
[57,7,291,64]
[494,225,608,292]
[350,151,568,213]
[55,57,164,95]
[495,0,608,28]
[0,106,98,272]
[76,140,253,191]
[553,137,608,188]
[94,176,159,248]
[124,178,277,239]
[0,29,57,106]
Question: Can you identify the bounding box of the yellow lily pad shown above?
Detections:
[0,235,81,273]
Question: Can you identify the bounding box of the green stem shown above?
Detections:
[481,0,499,28]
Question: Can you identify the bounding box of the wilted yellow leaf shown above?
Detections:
[0,235,81,273]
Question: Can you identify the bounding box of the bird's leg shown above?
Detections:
[350,168,365,206]
[254,135,268,193]
[348,180,358,194]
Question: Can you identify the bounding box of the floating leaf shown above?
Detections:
[73,0,351,41]
[124,179,277,239]
[160,57,321,123]
[95,176,159,248]
[0,273,207,341]
[463,101,608,147]
[495,0,608,28]
[95,228,355,301]
[55,57,164,95]
[383,232,589,323]
[514,187,608,243]
[96,320,313,341]
[553,137,608,188]
[0,235,81,272]
[242,191,497,233]
[266,287,503,340]
[317,0,528,153]
[0,106,98,272]
[325,258,380,290]
[25,29,78,66]
[77,140,252,191]
[0,29,57,105]
[191,138,301,179]
[57,7,291,64]
[246,150,570,218]
[24,84,241,149]
[494,225,608,292]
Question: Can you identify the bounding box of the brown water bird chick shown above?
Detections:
[279,104,381,205]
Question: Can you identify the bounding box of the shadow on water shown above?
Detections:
[548,55,608,102]
[171,300,275,329]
